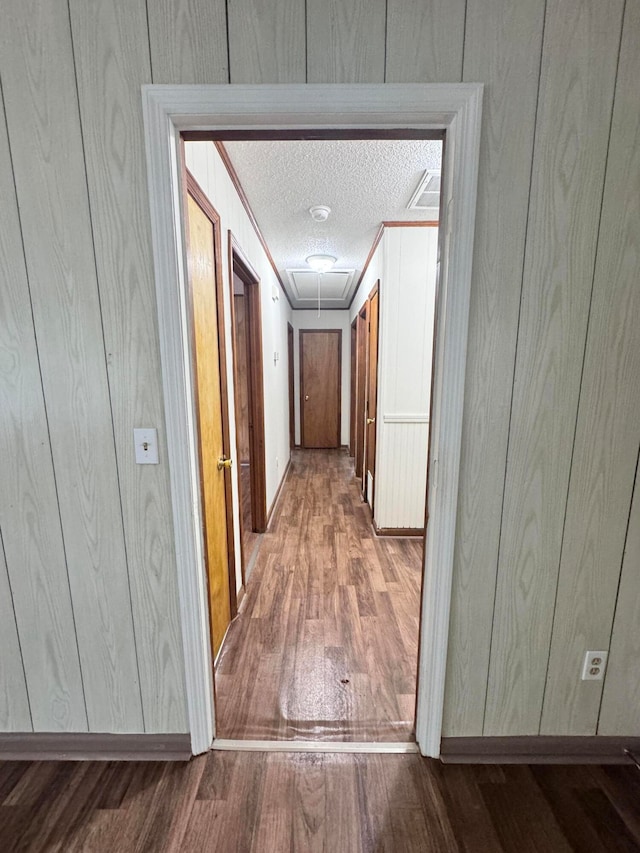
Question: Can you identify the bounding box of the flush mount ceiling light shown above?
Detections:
[309,205,331,222]
[306,254,336,273]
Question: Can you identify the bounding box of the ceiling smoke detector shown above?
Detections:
[309,205,331,222]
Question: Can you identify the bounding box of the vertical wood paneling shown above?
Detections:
[228,0,306,83]
[146,0,228,83]
[306,0,386,83]
[0,534,32,731]
[376,422,429,529]
[541,0,640,735]
[599,463,640,734]
[68,0,188,732]
[385,0,466,83]
[0,83,86,732]
[0,0,143,732]
[485,0,625,735]
[0,0,637,743]
[442,0,545,737]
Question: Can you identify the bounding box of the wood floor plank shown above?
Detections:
[214,449,423,742]
[0,755,639,851]
[291,753,325,852]
[479,766,574,852]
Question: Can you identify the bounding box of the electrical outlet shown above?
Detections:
[581,650,608,681]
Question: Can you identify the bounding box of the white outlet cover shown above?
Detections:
[581,650,608,681]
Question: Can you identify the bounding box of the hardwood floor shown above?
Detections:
[240,463,260,560]
[1,752,639,851]
[216,449,423,741]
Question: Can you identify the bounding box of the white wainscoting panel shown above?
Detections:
[375,417,430,529]
[373,227,437,531]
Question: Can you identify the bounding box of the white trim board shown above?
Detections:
[211,739,419,754]
[141,83,483,758]
[382,413,430,424]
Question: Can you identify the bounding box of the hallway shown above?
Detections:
[215,449,423,742]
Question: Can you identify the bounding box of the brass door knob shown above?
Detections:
[217,456,233,471]
[305,395,309,400]
[367,417,375,425]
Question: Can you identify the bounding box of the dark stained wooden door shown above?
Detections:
[349,319,357,456]
[365,284,380,500]
[186,192,231,659]
[300,330,341,448]
[288,323,295,449]
[355,307,367,480]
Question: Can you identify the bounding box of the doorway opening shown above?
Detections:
[142,83,483,757]
[228,236,267,576]
[185,135,441,747]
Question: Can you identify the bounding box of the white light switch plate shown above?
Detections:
[134,428,159,464]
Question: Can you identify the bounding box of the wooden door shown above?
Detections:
[288,323,295,449]
[355,307,367,479]
[233,292,251,464]
[186,191,232,659]
[229,238,268,535]
[300,330,341,448]
[365,283,380,502]
[349,319,357,456]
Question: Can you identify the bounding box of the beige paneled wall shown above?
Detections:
[542,0,640,735]
[485,0,624,736]
[0,83,86,732]
[443,0,546,737]
[0,0,639,739]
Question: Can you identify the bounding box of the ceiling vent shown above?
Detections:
[408,169,441,211]
[285,268,356,305]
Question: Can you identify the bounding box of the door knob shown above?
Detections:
[217,456,233,471]
[367,417,375,425]
[305,395,309,400]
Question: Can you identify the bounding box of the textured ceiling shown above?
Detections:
[224,139,442,308]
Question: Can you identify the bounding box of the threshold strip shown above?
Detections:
[210,739,419,754]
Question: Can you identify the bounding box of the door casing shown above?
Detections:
[355,306,368,481]
[364,282,380,509]
[288,323,295,449]
[142,82,484,757]
[349,319,357,457]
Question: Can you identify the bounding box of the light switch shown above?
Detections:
[134,428,159,464]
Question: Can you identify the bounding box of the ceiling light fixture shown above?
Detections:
[306,253,336,273]
[309,205,331,222]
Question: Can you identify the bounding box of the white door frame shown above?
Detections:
[141,83,483,757]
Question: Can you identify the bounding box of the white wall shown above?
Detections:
[185,141,292,592]
[349,228,437,528]
[350,239,382,322]
[375,227,438,529]
[292,310,351,446]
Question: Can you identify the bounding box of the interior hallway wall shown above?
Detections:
[185,141,293,594]
[0,0,639,740]
[374,227,437,530]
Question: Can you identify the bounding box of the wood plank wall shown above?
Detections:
[0,0,638,739]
